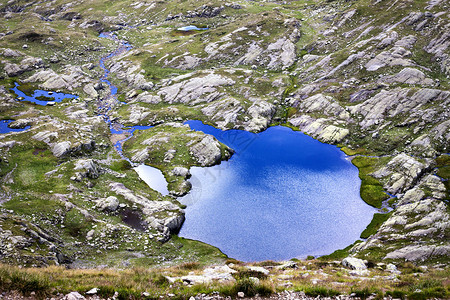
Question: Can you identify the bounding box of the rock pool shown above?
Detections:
[0,119,31,134]
[179,120,376,262]
[11,82,78,105]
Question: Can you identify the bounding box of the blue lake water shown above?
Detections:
[179,120,376,262]
[0,119,31,134]
[11,82,78,105]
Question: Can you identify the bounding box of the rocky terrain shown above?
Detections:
[0,0,448,298]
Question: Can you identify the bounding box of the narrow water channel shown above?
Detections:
[97,33,168,194]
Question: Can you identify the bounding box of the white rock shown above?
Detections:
[245,266,269,275]
[86,287,98,295]
[96,196,119,212]
[64,292,85,300]
[342,257,367,270]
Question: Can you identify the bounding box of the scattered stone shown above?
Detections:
[86,287,98,295]
[246,266,270,275]
[386,263,401,274]
[64,292,85,300]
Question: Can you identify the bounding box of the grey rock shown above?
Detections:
[342,257,367,271]
[190,135,224,166]
[135,91,161,104]
[74,159,100,179]
[349,88,449,129]
[169,265,237,285]
[291,94,349,120]
[1,48,24,57]
[365,47,414,71]
[7,119,31,129]
[266,37,297,69]
[246,100,276,132]
[385,245,450,261]
[86,288,99,295]
[52,141,72,158]
[394,35,417,49]
[25,65,89,91]
[64,292,85,300]
[377,31,398,49]
[201,97,243,130]
[172,166,190,178]
[388,68,434,85]
[164,215,185,233]
[386,263,401,274]
[276,261,298,270]
[245,266,269,275]
[86,230,94,240]
[158,72,235,105]
[4,56,43,76]
[83,83,98,98]
[96,196,119,212]
[372,153,429,194]
[289,115,349,143]
[406,12,425,26]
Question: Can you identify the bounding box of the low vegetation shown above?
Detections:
[351,156,389,208]
[0,260,448,299]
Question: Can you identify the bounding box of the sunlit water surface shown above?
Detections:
[179,120,376,262]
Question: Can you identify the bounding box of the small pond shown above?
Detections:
[0,119,31,134]
[177,25,209,31]
[134,164,169,196]
[11,82,78,105]
[178,120,376,262]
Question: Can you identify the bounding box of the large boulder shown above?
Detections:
[164,215,185,234]
[171,166,190,178]
[74,159,100,179]
[342,257,368,275]
[95,196,119,212]
[190,135,224,166]
[342,257,367,270]
[388,68,434,85]
[385,245,450,261]
[289,115,349,144]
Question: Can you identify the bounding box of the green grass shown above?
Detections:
[436,155,450,179]
[0,259,448,299]
[0,265,50,298]
[319,243,356,261]
[141,62,190,81]
[351,156,389,208]
[360,212,392,239]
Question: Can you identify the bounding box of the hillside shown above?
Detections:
[0,0,448,298]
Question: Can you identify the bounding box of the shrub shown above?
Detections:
[221,278,273,297]
[303,286,340,297]
[386,290,406,299]
[0,266,50,297]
